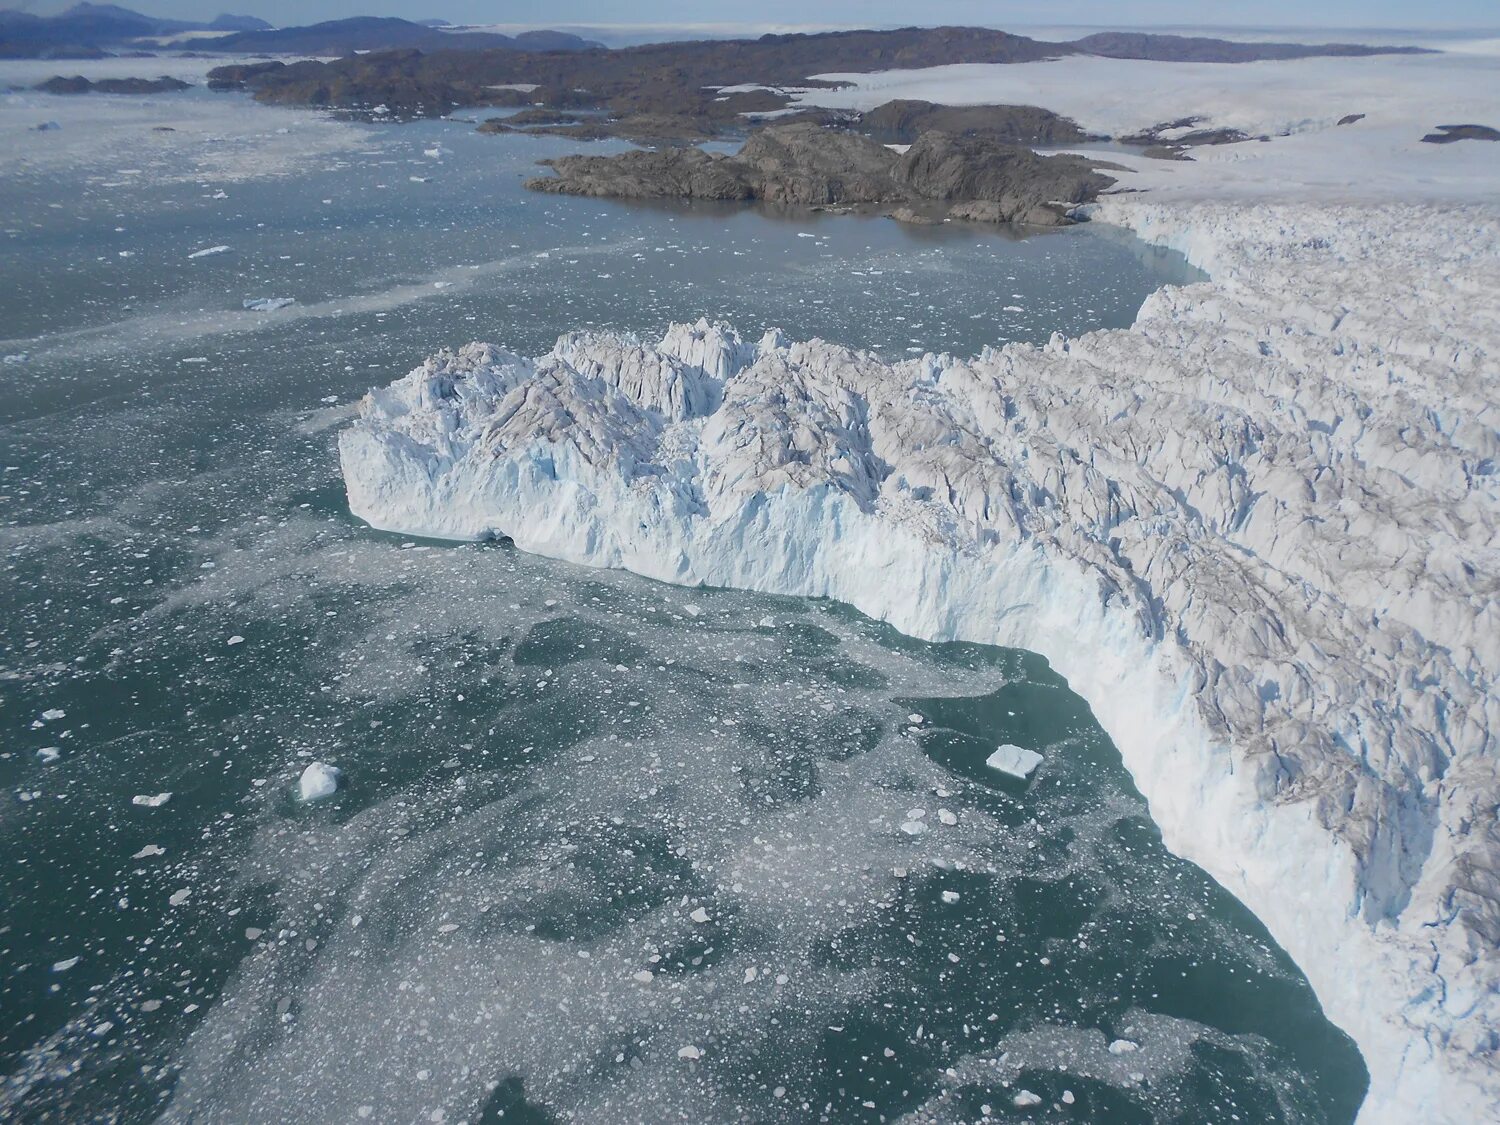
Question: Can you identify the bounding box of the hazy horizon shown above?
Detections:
[10,0,1499,34]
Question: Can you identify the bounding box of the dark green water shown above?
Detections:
[0,83,1364,1123]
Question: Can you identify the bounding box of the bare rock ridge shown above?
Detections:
[34,73,189,94]
[1070,31,1431,63]
[1421,123,1500,143]
[525,122,1114,226]
[857,99,1096,145]
[201,25,1436,120]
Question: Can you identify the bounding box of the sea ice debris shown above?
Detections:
[132,792,172,807]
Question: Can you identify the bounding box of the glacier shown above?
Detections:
[339,190,1499,1122]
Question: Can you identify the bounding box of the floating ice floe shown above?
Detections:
[3,352,28,364]
[297,762,341,802]
[132,792,172,807]
[36,747,61,763]
[986,744,1043,781]
[243,297,296,312]
[187,245,231,259]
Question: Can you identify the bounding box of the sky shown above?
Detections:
[21,0,1499,33]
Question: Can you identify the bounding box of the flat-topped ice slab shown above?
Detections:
[986,743,1043,781]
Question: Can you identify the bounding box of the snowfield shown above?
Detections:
[340,49,1500,1124]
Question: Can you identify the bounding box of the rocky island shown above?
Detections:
[526,122,1115,226]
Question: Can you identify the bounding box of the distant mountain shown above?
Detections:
[206,17,601,55]
[0,2,237,56]
[208,13,273,33]
[0,6,601,58]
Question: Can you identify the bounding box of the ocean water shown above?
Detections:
[0,79,1366,1123]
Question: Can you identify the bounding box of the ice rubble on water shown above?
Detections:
[340,194,1500,1124]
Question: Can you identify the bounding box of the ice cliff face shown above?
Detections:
[340,201,1500,1123]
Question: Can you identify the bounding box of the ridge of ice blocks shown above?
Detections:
[986,744,1043,781]
[341,200,1500,1124]
[298,762,341,803]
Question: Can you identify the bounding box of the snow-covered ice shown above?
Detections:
[986,744,1043,781]
[337,46,1500,1125]
[243,297,296,312]
[341,215,1498,1125]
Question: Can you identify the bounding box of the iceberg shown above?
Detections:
[297,762,341,803]
[986,744,1042,781]
[243,297,296,312]
[339,193,1499,1122]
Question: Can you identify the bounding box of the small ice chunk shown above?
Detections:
[132,792,172,807]
[37,747,61,763]
[633,970,654,983]
[1062,1090,1075,1105]
[1108,1038,1139,1054]
[168,889,190,906]
[40,708,65,722]
[941,890,961,904]
[52,957,80,972]
[677,1045,702,1061]
[188,245,231,259]
[986,743,1043,780]
[132,844,165,859]
[689,907,711,924]
[243,297,296,312]
[907,713,923,724]
[899,820,927,836]
[1013,1089,1042,1107]
[298,762,341,802]
[937,808,957,826]
[227,635,245,646]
